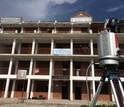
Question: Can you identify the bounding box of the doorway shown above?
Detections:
[75,82,81,99]
[62,82,68,99]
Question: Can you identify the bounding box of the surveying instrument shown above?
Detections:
[90,18,124,107]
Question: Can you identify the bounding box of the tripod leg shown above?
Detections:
[110,79,123,107]
[118,79,124,98]
[90,77,105,107]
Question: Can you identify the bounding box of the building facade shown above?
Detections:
[0,12,124,101]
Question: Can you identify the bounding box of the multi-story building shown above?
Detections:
[0,12,124,101]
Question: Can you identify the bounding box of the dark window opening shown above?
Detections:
[35,81,48,92]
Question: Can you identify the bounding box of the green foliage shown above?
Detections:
[81,104,116,107]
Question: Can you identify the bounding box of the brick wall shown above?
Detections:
[98,94,111,101]
[14,91,26,98]
[33,92,48,99]
[53,81,62,99]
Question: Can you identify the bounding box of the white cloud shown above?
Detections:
[4,0,77,21]
[101,5,124,12]
[50,0,77,4]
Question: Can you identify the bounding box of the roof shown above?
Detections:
[70,12,92,18]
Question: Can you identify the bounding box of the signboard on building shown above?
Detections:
[52,76,70,80]
[70,17,92,23]
[17,70,27,79]
[52,49,71,55]
[1,17,22,23]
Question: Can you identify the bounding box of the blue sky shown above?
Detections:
[0,0,124,22]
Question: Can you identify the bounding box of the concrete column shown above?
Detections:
[35,42,38,54]
[91,59,95,100]
[10,60,19,98]
[70,39,73,55]
[14,60,19,74]
[4,78,10,98]
[4,58,13,98]
[71,23,73,34]
[51,39,54,54]
[37,22,40,33]
[31,39,36,54]
[54,22,57,33]
[70,58,73,100]
[30,60,36,98]
[48,58,53,100]
[26,39,35,99]
[0,27,3,33]
[10,80,16,98]
[21,27,23,33]
[91,80,95,100]
[7,58,13,76]
[91,59,94,77]
[26,58,34,99]
[11,39,16,54]
[17,42,21,54]
[90,39,93,55]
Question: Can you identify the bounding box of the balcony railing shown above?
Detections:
[0,67,8,74]
[0,47,12,54]
[73,48,90,55]
[73,69,91,76]
[34,68,49,75]
[95,69,103,76]
[54,68,70,76]
[37,48,51,54]
[93,48,98,55]
[20,48,32,54]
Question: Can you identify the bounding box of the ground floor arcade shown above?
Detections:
[0,79,113,101]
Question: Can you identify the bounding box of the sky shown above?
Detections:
[0,0,124,22]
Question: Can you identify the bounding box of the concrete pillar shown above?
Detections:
[54,21,57,33]
[10,80,16,98]
[91,59,95,100]
[51,39,54,54]
[26,39,35,99]
[48,58,53,100]
[21,27,23,33]
[10,60,19,98]
[90,39,93,55]
[37,22,40,33]
[4,58,13,98]
[71,23,73,34]
[26,58,34,99]
[31,39,36,54]
[17,42,21,54]
[91,59,95,77]
[70,58,73,100]
[11,39,16,54]
[70,39,73,55]
[30,60,36,98]
[4,78,10,98]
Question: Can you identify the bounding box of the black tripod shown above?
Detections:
[90,66,124,107]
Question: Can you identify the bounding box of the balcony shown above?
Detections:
[20,48,32,54]
[73,48,90,55]
[34,68,49,75]
[95,69,103,76]
[73,69,91,76]
[37,48,51,54]
[0,67,8,74]
[93,48,98,55]
[54,68,70,76]
[0,47,12,54]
